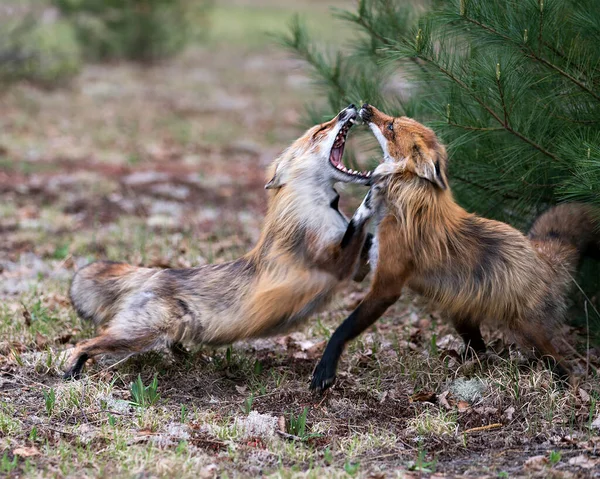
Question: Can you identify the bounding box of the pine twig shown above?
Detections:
[462,15,600,102]
[495,68,510,127]
[447,122,503,132]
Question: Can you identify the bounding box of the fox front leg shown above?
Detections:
[341,182,385,248]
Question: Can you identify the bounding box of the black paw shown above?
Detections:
[310,360,337,393]
[63,353,88,380]
[63,368,82,381]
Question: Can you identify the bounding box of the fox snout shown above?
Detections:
[338,104,358,123]
[359,103,372,122]
[359,103,391,127]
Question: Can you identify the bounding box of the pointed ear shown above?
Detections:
[265,163,287,190]
[415,147,447,190]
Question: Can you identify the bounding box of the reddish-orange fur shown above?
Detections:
[311,105,599,391]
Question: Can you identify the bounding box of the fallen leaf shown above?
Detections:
[438,390,454,410]
[524,455,548,470]
[457,401,470,412]
[278,416,286,434]
[410,391,437,404]
[568,455,598,469]
[13,446,40,457]
[305,340,327,360]
[591,415,600,430]
[578,388,590,403]
[235,385,247,395]
[503,407,515,422]
[22,307,31,327]
[35,332,48,349]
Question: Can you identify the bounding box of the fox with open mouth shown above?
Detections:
[311,104,599,391]
[65,105,378,379]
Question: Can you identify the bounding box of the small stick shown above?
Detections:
[276,430,303,441]
[463,423,502,434]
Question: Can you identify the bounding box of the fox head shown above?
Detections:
[265,105,372,190]
[359,104,448,191]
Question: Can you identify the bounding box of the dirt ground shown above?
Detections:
[1,1,599,478]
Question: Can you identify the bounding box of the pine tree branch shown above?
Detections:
[542,41,593,81]
[462,15,600,102]
[495,71,509,127]
[418,55,561,163]
[350,9,561,163]
[350,14,428,74]
[452,174,522,201]
[550,114,600,125]
[447,122,503,131]
[538,1,543,57]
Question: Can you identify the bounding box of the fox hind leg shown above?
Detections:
[452,318,486,359]
[63,328,160,380]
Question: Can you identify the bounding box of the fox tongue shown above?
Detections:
[331,146,343,166]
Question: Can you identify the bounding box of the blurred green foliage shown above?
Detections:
[0,14,82,87]
[52,0,211,62]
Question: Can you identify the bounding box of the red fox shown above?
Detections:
[311,104,599,392]
[65,105,379,379]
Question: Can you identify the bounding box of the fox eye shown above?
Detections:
[387,122,394,132]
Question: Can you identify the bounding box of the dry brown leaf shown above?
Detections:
[410,391,437,404]
[578,388,590,403]
[22,307,31,327]
[457,401,470,412]
[13,446,40,457]
[305,340,327,360]
[438,390,454,410]
[524,455,548,470]
[35,332,48,349]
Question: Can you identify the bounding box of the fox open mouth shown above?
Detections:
[330,118,372,179]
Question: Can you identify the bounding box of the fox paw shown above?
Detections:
[310,360,337,393]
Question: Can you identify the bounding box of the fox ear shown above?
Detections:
[414,147,447,190]
[265,163,287,189]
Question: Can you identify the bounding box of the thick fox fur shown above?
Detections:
[311,104,599,392]
[66,105,378,379]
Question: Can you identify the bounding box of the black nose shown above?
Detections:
[347,104,356,110]
[359,104,372,122]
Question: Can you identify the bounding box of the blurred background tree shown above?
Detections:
[0,5,81,87]
[51,0,212,62]
[0,0,212,89]
[283,0,600,334]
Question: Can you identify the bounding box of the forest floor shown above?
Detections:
[1,1,599,477]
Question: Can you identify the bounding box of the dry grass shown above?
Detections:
[1,1,599,478]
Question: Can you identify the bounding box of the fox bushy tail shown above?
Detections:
[70,261,154,327]
[528,203,600,267]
